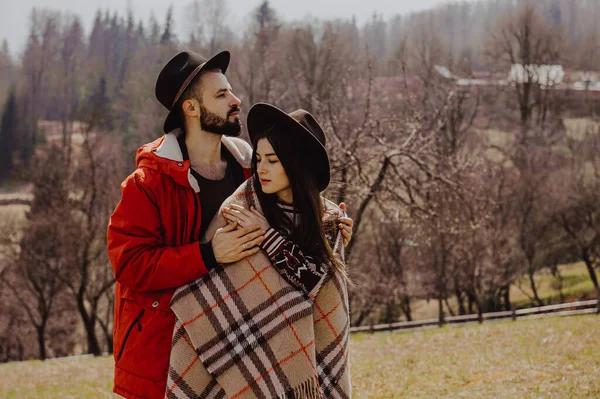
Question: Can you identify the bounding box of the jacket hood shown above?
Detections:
[135,129,253,193]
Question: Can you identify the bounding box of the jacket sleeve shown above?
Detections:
[107,173,212,292]
[259,228,328,299]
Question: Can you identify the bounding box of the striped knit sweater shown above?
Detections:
[259,202,332,300]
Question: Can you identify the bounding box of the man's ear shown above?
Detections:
[182,99,199,118]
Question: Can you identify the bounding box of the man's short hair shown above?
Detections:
[177,68,222,121]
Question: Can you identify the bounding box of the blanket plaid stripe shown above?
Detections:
[166,177,351,398]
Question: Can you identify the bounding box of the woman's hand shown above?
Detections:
[338,202,353,247]
[222,203,270,231]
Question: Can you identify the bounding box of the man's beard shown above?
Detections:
[199,103,242,137]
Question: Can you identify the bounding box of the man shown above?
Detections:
[107,50,353,399]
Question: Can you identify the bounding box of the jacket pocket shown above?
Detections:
[114,294,175,382]
[116,308,145,362]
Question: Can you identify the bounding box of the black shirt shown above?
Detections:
[177,134,245,268]
[193,154,243,237]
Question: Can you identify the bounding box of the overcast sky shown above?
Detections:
[1,0,461,58]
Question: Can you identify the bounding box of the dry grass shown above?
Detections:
[351,315,600,398]
[0,355,117,398]
[564,118,600,140]
[0,315,598,398]
[0,181,32,223]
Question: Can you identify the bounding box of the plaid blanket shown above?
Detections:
[166,177,351,399]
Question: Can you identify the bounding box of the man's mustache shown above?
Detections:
[227,106,241,117]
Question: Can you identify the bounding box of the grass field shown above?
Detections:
[1,314,598,398]
[409,261,597,320]
[510,262,597,307]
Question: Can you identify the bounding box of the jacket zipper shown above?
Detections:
[117,308,145,362]
[190,192,199,242]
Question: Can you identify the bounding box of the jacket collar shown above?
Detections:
[151,129,252,193]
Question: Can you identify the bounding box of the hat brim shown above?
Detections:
[247,103,330,191]
[163,50,231,133]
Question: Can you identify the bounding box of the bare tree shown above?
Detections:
[486,4,562,141]
[230,1,282,106]
[551,127,600,292]
[187,0,232,55]
[56,124,122,355]
[373,219,413,322]
[19,9,62,164]
[0,149,70,359]
[57,15,85,164]
[283,21,354,113]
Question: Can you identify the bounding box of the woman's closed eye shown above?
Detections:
[257,157,279,164]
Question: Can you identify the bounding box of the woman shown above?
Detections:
[221,103,349,298]
[166,103,351,399]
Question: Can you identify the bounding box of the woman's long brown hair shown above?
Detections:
[251,126,347,279]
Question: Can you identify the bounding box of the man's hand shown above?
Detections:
[212,222,266,264]
[338,202,353,247]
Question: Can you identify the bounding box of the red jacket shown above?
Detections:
[107,132,252,399]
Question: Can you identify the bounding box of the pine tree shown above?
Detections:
[88,10,104,60]
[148,12,161,45]
[0,88,17,183]
[0,39,13,97]
[161,5,175,44]
[254,0,278,31]
[136,20,147,47]
[87,76,112,130]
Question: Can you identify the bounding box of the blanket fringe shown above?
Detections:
[279,376,322,399]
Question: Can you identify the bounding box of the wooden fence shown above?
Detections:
[349,298,600,334]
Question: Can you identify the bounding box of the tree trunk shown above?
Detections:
[467,291,475,314]
[384,301,395,324]
[98,303,114,354]
[77,298,102,356]
[455,286,466,315]
[582,250,599,290]
[475,295,483,324]
[549,264,565,303]
[17,338,25,361]
[36,323,47,360]
[438,297,445,326]
[444,297,456,317]
[502,285,511,311]
[345,156,390,260]
[353,308,371,327]
[336,166,348,205]
[401,297,412,322]
[528,267,543,306]
[85,319,102,356]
